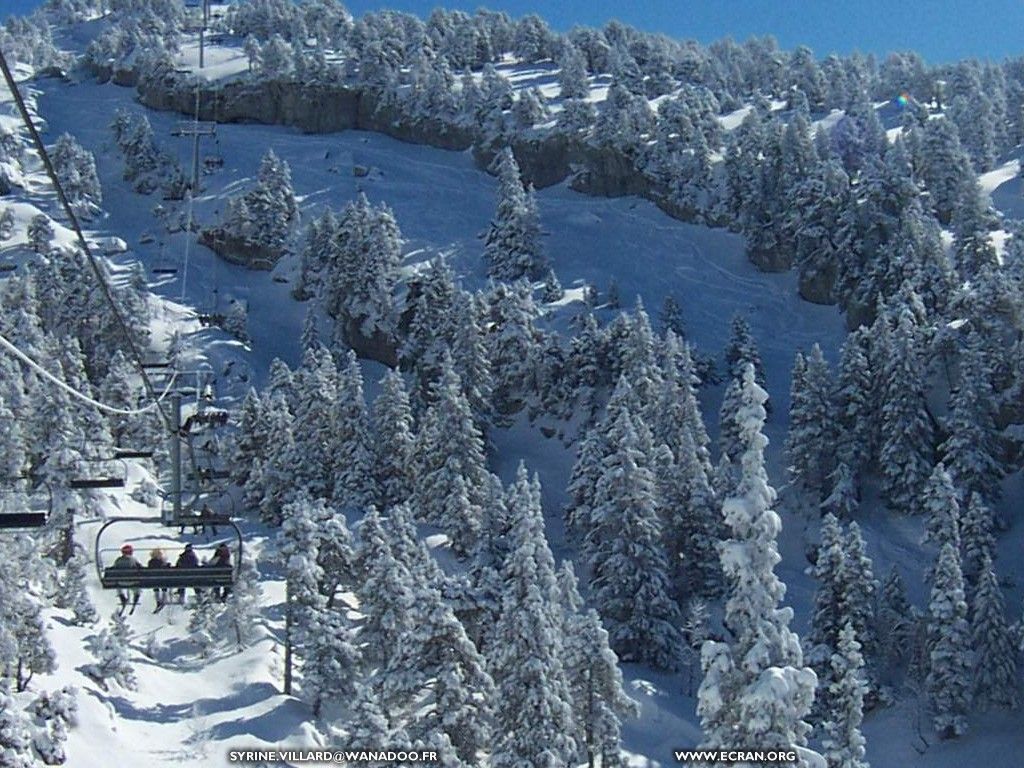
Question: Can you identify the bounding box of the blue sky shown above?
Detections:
[7,0,1024,64]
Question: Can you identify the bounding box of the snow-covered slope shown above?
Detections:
[3,17,1024,768]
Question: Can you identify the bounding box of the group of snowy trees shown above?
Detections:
[50,134,102,219]
[213,149,298,256]
[246,396,639,763]
[109,109,186,197]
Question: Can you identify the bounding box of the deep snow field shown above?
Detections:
[3,24,1024,766]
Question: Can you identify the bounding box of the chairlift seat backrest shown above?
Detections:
[0,512,47,529]
[100,566,233,589]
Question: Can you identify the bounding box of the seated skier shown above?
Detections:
[112,544,142,614]
[147,548,170,612]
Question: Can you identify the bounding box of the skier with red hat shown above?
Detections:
[112,543,143,615]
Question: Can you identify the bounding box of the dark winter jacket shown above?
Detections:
[112,555,142,570]
[148,556,169,569]
[176,549,200,568]
[209,546,231,568]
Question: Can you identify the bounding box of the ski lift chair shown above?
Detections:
[95,516,241,590]
[69,457,129,490]
[0,477,51,530]
[152,245,178,276]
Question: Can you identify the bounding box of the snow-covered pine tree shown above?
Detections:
[483,148,546,280]
[371,369,416,510]
[960,492,995,590]
[331,350,375,511]
[875,566,921,677]
[27,214,53,255]
[970,553,1017,710]
[225,555,263,649]
[187,591,221,658]
[698,364,821,763]
[322,193,402,345]
[656,332,713,471]
[585,406,683,670]
[289,348,337,500]
[879,312,933,514]
[920,463,961,556]
[85,614,136,691]
[484,279,539,421]
[0,687,35,768]
[840,523,877,666]
[940,342,1001,506]
[355,507,417,670]
[807,513,849,712]
[57,546,97,626]
[256,394,299,526]
[561,603,640,768]
[489,464,577,768]
[31,685,77,766]
[655,436,718,598]
[381,577,494,763]
[302,603,360,720]
[51,133,102,219]
[833,328,875,481]
[786,345,835,502]
[925,542,972,738]
[412,356,488,555]
[820,624,870,768]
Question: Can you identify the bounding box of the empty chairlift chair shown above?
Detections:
[0,477,51,530]
[69,457,129,490]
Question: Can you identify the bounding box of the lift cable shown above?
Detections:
[0,331,180,416]
[0,46,173,431]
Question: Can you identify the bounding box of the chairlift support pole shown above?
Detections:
[170,392,182,526]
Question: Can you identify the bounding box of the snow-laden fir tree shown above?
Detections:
[289,348,337,500]
[322,193,402,344]
[833,328,874,481]
[489,464,577,768]
[697,364,821,764]
[926,542,972,738]
[225,554,263,649]
[483,148,546,280]
[484,279,539,420]
[302,603,360,720]
[27,214,53,255]
[188,592,221,658]
[380,575,494,763]
[879,312,933,514]
[57,546,97,626]
[970,553,1017,710]
[355,507,417,670]
[786,345,834,502]
[585,406,683,670]
[413,355,489,554]
[449,289,493,424]
[664,426,723,599]
[820,462,858,520]
[807,514,848,675]
[331,350,375,511]
[876,567,919,674]
[256,394,298,526]
[920,463,961,556]
[841,523,877,666]
[0,687,35,768]
[371,369,416,509]
[940,341,1002,506]
[85,614,135,691]
[820,624,870,768]
[31,685,77,766]
[51,133,102,219]
[559,562,639,768]
[960,492,995,590]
